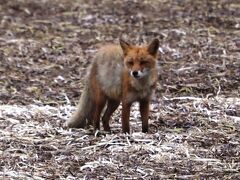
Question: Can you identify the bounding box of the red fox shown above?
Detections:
[67,38,159,133]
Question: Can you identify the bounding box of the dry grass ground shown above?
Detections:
[0,0,239,179]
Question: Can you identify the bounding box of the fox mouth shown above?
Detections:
[132,75,141,79]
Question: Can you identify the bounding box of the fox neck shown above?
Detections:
[124,69,157,92]
[131,75,152,91]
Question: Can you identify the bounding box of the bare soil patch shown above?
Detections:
[0,0,239,179]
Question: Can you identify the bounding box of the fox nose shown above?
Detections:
[132,71,139,78]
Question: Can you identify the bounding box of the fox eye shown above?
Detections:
[140,61,148,65]
[127,61,133,66]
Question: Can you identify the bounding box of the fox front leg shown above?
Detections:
[121,102,131,133]
[140,99,150,133]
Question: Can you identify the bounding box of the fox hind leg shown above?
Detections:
[102,99,120,132]
[86,105,95,127]
[89,67,106,130]
[91,90,106,130]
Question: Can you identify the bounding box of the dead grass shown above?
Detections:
[0,0,240,179]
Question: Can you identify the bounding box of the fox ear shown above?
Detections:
[147,38,159,56]
[119,39,132,55]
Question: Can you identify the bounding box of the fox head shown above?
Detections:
[120,38,159,79]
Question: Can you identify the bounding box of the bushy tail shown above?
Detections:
[67,84,93,128]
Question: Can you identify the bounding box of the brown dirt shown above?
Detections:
[0,0,239,179]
